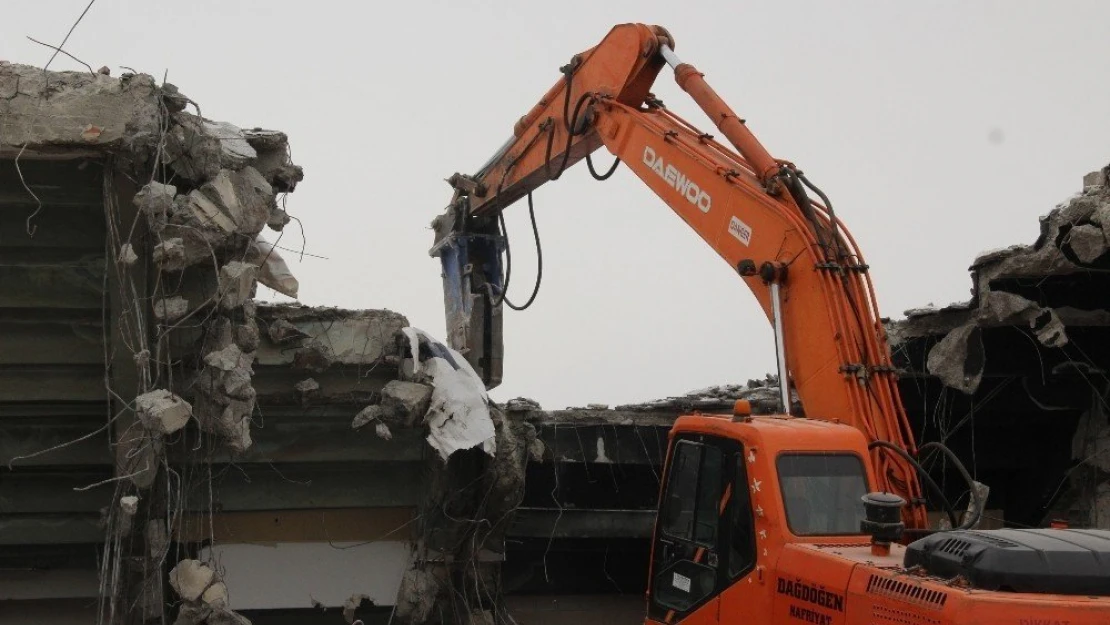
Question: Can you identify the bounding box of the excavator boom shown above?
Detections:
[433,23,923,522]
[432,23,1110,625]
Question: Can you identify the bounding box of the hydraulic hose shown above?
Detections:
[868,440,959,530]
[918,441,984,531]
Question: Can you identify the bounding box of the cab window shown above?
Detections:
[661,441,724,546]
[777,453,869,536]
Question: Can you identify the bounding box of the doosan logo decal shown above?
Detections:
[642,146,711,213]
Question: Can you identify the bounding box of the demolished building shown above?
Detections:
[889,166,1110,530]
[0,63,438,624]
[4,60,1110,625]
[0,62,675,625]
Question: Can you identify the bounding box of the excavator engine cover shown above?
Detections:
[905,529,1110,595]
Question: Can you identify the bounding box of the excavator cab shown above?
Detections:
[646,413,878,624]
[647,413,1110,625]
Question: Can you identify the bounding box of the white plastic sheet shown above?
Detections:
[401,327,495,460]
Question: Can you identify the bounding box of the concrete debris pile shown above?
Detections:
[614,374,801,415]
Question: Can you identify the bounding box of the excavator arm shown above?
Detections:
[431,23,925,526]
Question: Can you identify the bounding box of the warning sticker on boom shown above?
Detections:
[729,216,752,246]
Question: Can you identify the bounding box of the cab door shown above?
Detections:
[647,434,757,624]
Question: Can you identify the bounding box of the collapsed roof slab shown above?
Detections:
[0,63,161,155]
[888,164,1110,529]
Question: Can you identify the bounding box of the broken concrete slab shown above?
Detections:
[134,181,177,232]
[219,261,258,310]
[293,339,335,372]
[352,404,386,430]
[247,237,299,298]
[234,319,261,352]
[169,559,216,602]
[1084,167,1107,190]
[505,397,542,412]
[201,581,229,608]
[0,64,162,152]
[375,422,393,440]
[256,305,409,366]
[136,389,193,435]
[244,127,305,192]
[926,324,985,394]
[267,207,292,231]
[118,243,139,265]
[164,113,257,182]
[172,602,212,625]
[977,291,1068,347]
[199,167,273,237]
[178,189,237,236]
[153,237,189,272]
[1067,223,1108,264]
[923,291,1069,395]
[267,318,310,344]
[153,296,190,323]
[221,367,256,400]
[381,381,433,422]
[204,344,251,372]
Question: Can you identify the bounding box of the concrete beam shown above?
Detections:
[0,515,102,545]
[0,320,102,366]
[0,365,105,401]
[0,462,425,515]
[508,508,656,539]
[0,65,161,151]
[254,305,408,367]
[533,422,669,465]
[205,462,425,511]
[0,415,111,466]
[0,265,104,309]
[168,420,424,464]
[175,507,416,543]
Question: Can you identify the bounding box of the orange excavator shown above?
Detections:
[431,23,1110,625]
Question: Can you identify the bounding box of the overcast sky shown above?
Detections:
[4,1,1109,409]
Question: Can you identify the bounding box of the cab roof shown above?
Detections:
[671,413,871,454]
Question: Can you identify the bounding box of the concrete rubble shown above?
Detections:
[136,389,193,435]
[894,167,1110,396]
[154,295,191,322]
[169,559,249,625]
[614,374,801,415]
